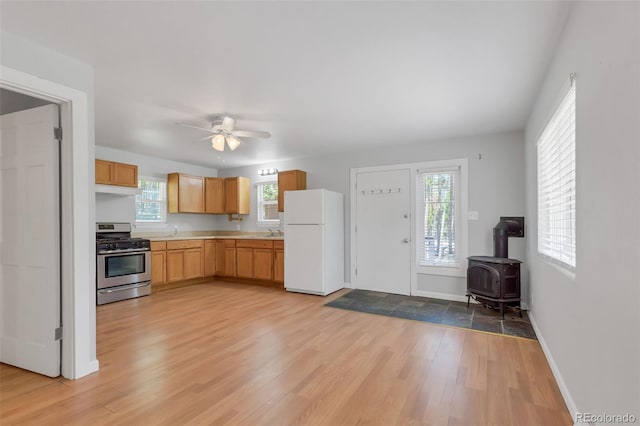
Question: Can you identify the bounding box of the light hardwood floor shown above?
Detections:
[1,282,571,425]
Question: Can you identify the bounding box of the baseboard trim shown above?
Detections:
[75,359,99,379]
[528,312,579,425]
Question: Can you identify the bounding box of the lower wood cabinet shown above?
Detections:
[273,240,284,283]
[204,239,216,276]
[254,249,273,281]
[236,247,253,278]
[215,239,237,277]
[166,240,204,282]
[151,237,283,288]
[236,240,273,281]
[151,241,167,285]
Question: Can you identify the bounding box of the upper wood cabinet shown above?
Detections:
[225,177,250,214]
[205,177,226,214]
[95,159,138,188]
[168,173,205,213]
[278,170,307,212]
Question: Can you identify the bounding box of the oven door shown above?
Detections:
[97,251,151,289]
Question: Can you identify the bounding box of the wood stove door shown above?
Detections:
[467,263,500,298]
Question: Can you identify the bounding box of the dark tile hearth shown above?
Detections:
[325,289,537,340]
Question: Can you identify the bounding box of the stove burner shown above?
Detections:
[96,223,150,253]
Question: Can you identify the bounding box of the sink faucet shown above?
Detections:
[268,228,275,237]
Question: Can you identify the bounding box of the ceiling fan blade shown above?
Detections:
[176,123,214,133]
[200,135,215,141]
[231,130,271,139]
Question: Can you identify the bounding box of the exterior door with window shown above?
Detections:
[355,169,411,295]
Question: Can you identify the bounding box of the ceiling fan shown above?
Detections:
[177,116,271,152]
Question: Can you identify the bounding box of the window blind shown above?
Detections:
[136,177,167,223]
[418,170,458,266]
[537,84,576,269]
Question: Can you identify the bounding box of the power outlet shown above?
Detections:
[468,211,479,220]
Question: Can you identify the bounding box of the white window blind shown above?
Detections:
[418,168,459,266]
[136,177,167,223]
[257,181,279,225]
[537,83,576,269]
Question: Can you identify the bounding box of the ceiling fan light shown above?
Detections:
[211,134,225,151]
[226,136,241,151]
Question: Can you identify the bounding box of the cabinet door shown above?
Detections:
[278,170,307,212]
[151,251,166,285]
[225,178,239,213]
[184,248,203,279]
[205,178,226,213]
[254,248,273,281]
[168,173,204,213]
[95,160,113,184]
[180,175,204,213]
[224,247,237,276]
[273,249,284,283]
[113,162,138,187]
[236,247,254,278]
[166,250,185,282]
[225,177,250,214]
[204,240,216,276]
[215,240,226,275]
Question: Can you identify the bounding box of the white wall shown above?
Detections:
[525,2,640,420]
[1,31,97,377]
[95,146,219,232]
[218,131,526,301]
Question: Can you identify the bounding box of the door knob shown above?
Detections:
[402,238,410,243]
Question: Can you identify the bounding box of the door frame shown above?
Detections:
[1,65,98,379]
[350,159,469,298]
[350,164,417,295]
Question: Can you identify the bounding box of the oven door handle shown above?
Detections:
[97,282,151,294]
[98,249,150,256]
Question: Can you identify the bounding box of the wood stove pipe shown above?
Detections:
[493,217,525,258]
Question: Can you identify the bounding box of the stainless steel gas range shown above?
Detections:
[96,222,151,305]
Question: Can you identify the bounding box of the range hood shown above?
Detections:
[95,184,142,196]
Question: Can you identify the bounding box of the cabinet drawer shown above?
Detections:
[273,240,284,250]
[236,240,274,249]
[166,240,204,250]
[223,239,236,248]
[151,241,166,251]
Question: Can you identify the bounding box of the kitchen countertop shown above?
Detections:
[146,235,284,241]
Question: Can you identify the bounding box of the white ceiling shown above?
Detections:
[1,1,570,169]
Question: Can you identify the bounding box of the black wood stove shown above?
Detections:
[467,217,524,318]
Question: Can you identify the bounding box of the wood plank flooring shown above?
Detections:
[0,282,572,425]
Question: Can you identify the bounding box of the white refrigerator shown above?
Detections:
[284,189,344,296]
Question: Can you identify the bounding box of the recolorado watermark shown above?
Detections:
[576,412,637,424]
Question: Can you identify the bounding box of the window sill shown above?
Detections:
[257,221,281,229]
[417,264,466,278]
[538,253,576,281]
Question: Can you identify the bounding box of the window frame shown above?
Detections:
[415,159,468,277]
[256,180,280,228]
[536,82,576,271]
[135,176,167,225]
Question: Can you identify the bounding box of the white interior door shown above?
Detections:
[1,104,61,377]
[355,169,411,295]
